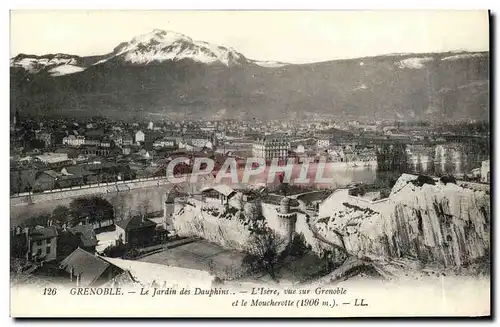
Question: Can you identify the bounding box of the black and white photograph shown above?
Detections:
[8,10,491,318]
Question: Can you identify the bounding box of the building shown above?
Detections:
[148,121,154,130]
[33,153,71,165]
[276,197,297,245]
[28,225,58,262]
[481,159,490,183]
[296,144,305,154]
[111,135,123,146]
[57,224,99,259]
[200,185,238,206]
[115,216,157,246]
[32,170,61,191]
[153,138,176,149]
[135,130,145,143]
[123,136,134,146]
[316,139,330,149]
[63,135,85,147]
[84,138,100,146]
[252,138,290,161]
[59,248,125,287]
[35,131,53,148]
[189,137,212,148]
[82,146,112,157]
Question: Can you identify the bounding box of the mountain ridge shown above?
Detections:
[10,29,489,121]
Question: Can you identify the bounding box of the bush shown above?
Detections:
[103,242,127,258]
[411,175,436,187]
[288,233,309,257]
[440,175,457,185]
[123,247,140,259]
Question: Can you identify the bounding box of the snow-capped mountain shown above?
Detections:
[10,54,86,76]
[95,29,247,67]
[248,60,289,68]
[10,30,489,121]
[395,57,434,69]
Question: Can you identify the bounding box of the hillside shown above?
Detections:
[10,30,489,121]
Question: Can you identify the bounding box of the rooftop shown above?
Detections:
[59,248,122,286]
[69,225,98,248]
[30,225,57,241]
[200,184,235,197]
[115,216,157,231]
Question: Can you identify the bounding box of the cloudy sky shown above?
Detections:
[10,10,489,64]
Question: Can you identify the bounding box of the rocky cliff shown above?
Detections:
[313,174,490,268]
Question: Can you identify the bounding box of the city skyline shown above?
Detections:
[10,10,489,64]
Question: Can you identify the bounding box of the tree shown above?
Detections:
[11,233,28,259]
[113,196,128,221]
[138,198,151,219]
[69,196,114,228]
[287,232,309,257]
[52,205,71,223]
[23,213,51,228]
[244,227,286,280]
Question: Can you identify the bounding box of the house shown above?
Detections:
[28,225,58,262]
[111,134,123,146]
[191,138,211,148]
[63,135,85,147]
[328,146,345,162]
[122,136,134,146]
[59,248,125,287]
[135,130,145,143]
[122,147,131,155]
[316,139,330,148]
[83,137,101,146]
[60,165,97,185]
[153,138,176,149]
[33,153,71,166]
[100,140,111,148]
[32,170,61,191]
[82,146,111,157]
[57,224,99,258]
[200,185,237,206]
[115,216,157,246]
[35,131,53,148]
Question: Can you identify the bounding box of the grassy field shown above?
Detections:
[137,239,247,279]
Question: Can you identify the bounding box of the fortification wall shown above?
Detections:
[10,178,179,226]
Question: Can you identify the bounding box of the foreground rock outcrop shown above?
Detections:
[313,174,490,268]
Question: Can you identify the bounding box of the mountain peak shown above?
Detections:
[110,29,245,66]
[127,29,193,48]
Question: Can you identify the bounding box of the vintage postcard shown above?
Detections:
[9,10,490,318]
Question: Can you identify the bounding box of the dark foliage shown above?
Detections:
[287,233,309,257]
[11,234,28,259]
[411,175,436,187]
[440,175,457,185]
[69,196,114,226]
[52,205,71,223]
[244,227,286,279]
[23,213,51,228]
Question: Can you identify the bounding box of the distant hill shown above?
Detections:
[10,29,489,121]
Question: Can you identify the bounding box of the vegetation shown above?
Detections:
[287,233,310,257]
[102,239,142,259]
[411,175,436,187]
[243,227,286,280]
[69,196,114,227]
[52,205,71,223]
[440,175,457,185]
